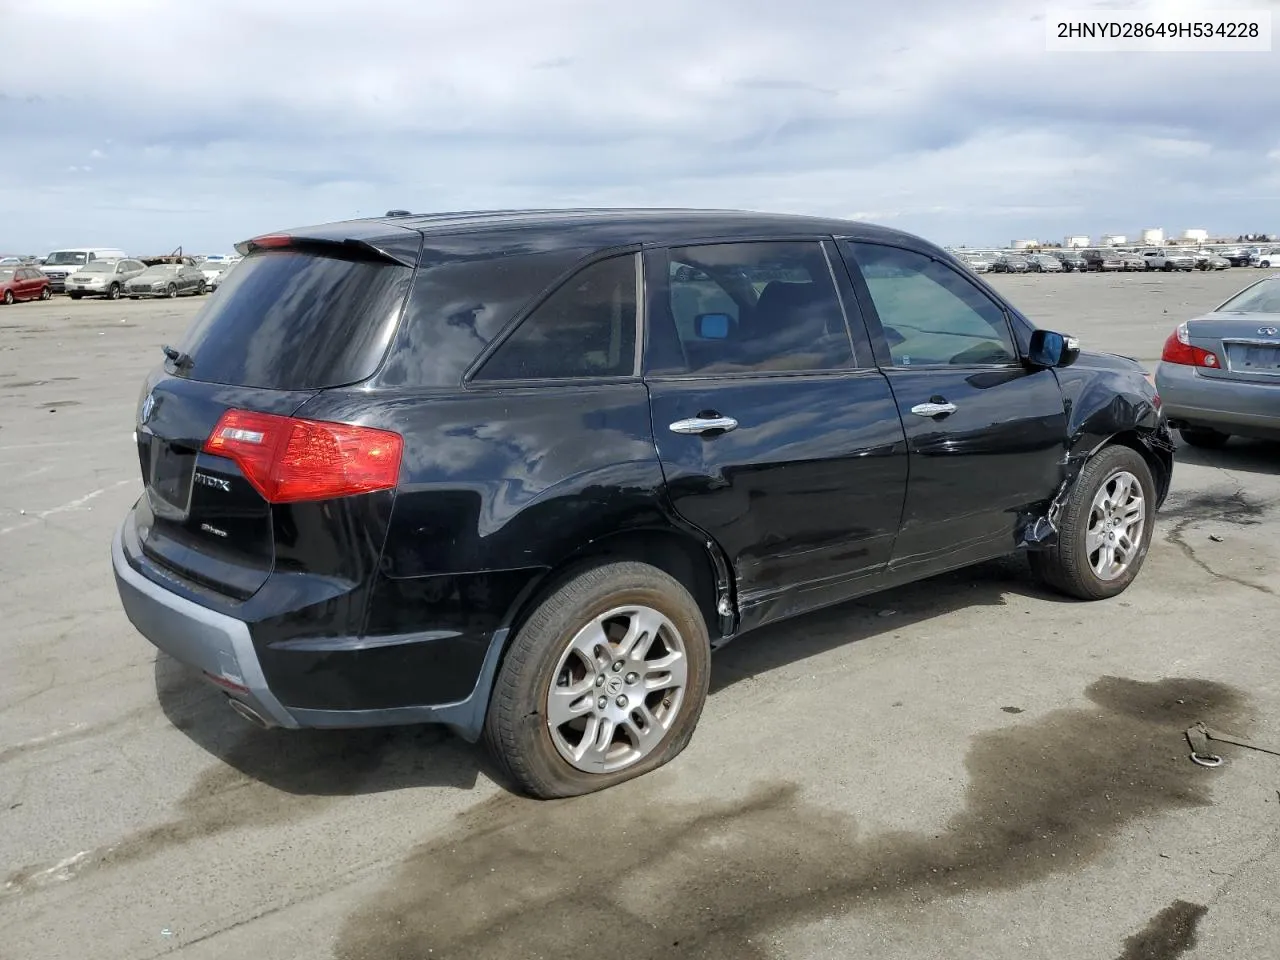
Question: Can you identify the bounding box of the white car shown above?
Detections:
[1250,248,1280,268]
[199,258,239,290]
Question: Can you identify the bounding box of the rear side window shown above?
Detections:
[174,250,412,390]
[379,248,592,387]
[474,254,638,381]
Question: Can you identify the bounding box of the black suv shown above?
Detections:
[112,209,1173,798]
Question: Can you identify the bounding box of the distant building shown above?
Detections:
[1011,239,1039,250]
[1140,228,1164,245]
[1101,234,1127,246]
[1182,228,1209,243]
[1064,235,1090,248]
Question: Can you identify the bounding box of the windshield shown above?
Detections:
[139,265,180,277]
[1216,278,1280,314]
[80,261,116,273]
[45,251,88,266]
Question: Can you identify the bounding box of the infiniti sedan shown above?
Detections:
[1155,274,1280,447]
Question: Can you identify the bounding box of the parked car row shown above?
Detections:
[957,246,1251,275]
[0,250,243,304]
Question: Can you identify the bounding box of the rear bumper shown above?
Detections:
[110,517,505,740]
[112,520,300,728]
[1155,362,1280,439]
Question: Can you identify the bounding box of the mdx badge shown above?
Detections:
[193,472,231,492]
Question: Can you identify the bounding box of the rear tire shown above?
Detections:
[69,293,82,300]
[39,286,51,300]
[483,560,711,799]
[108,283,121,300]
[1029,445,1156,601]
[2,290,13,305]
[1179,426,1230,449]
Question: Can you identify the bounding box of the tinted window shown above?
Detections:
[647,241,853,375]
[380,247,592,387]
[846,242,1017,367]
[475,254,638,381]
[174,250,412,390]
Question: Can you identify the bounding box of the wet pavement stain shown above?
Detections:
[335,677,1248,960]
[1115,900,1207,960]
[1160,489,1276,596]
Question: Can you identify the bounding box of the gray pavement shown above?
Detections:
[1,270,1277,960]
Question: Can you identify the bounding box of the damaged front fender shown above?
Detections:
[1015,351,1176,549]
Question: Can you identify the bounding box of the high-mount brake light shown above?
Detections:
[203,410,403,504]
[1160,322,1219,369]
[249,234,294,249]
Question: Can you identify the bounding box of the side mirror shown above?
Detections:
[1028,329,1081,369]
[695,312,733,339]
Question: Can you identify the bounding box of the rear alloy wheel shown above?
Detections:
[1179,426,1230,449]
[1030,445,1156,600]
[484,560,710,799]
[108,283,121,300]
[39,286,51,300]
[166,284,178,298]
[2,290,13,305]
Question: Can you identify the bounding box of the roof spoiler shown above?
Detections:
[233,233,418,267]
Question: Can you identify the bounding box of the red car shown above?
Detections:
[0,266,52,304]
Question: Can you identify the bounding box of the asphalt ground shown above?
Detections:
[2,268,1277,960]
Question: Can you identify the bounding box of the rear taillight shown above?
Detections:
[203,409,402,504]
[1160,322,1219,369]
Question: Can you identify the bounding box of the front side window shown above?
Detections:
[648,240,853,375]
[845,242,1018,367]
[475,254,638,381]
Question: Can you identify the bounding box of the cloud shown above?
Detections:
[0,0,1275,253]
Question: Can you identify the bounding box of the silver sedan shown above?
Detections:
[1155,274,1280,447]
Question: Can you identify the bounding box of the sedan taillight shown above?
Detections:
[1160,322,1219,369]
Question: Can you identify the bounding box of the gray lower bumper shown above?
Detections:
[111,521,298,728]
[1155,363,1280,438]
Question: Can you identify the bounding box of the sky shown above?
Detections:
[0,0,1277,255]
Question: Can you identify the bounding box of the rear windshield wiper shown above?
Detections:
[162,344,194,370]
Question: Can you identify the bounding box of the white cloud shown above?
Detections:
[0,0,1275,252]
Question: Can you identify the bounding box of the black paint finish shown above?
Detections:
[114,208,1176,729]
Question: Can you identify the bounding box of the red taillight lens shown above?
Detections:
[203,409,403,504]
[1160,323,1219,368]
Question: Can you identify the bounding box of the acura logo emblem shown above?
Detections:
[140,392,156,423]
[1259,326,1278,337]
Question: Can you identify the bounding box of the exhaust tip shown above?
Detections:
[226,696,270,729]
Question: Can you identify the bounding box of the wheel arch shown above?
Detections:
[450,525,732,739]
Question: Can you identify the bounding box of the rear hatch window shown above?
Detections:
[173,249,413,390]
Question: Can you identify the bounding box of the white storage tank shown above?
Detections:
[1140,228,1164,245]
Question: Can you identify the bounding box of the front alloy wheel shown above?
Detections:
[1084,471,1145,581]
[1030,444,1156,600]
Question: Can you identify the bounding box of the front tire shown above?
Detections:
[1030,445,1156,601]
[1179,426,1230,449]
[483,560,711,799]
[166,284,177,298]
[108,283,121,300]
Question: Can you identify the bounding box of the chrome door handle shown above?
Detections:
[910,401,957,417]
[669,416,739,435]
